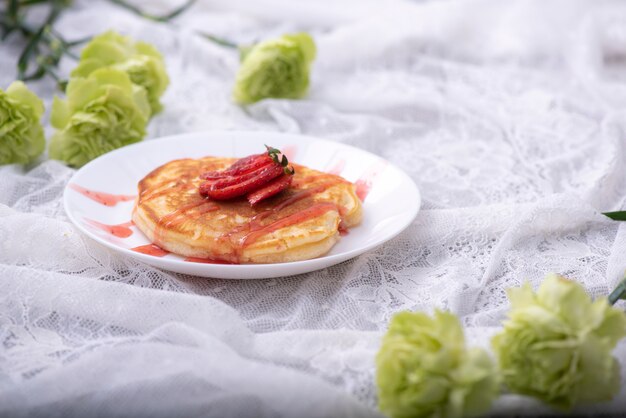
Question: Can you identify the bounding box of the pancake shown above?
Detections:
[132,156,362,264]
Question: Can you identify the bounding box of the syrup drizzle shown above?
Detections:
[275,181,341,211]
[131,244,169,257]
[153,200,219,243]
[216,180,344,243]
[140,177,196,202]
[240,202,338,247]
[84,219,134,238]
[355,161,387,201]
[69,184,135,207]
[292,175,349,189]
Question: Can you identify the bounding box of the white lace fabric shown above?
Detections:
[2,0,626,416]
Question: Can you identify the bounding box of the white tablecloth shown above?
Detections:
[2,0,626,416]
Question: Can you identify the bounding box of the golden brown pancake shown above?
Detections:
[132,157,362,264]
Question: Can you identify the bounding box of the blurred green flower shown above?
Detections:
[49,68,150,167]
[72,30,169,115]
[0,81,45,165]
[492,273,626,409]
[233,33,316,105]
[376,310,499,418]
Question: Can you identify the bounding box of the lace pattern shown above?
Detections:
[2,0,626,416]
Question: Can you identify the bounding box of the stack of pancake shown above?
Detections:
[132,156,362,264]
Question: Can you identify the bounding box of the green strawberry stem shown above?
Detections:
[265,145,295,175]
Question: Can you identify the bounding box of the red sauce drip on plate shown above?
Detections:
[292,174,348,188]
[69,184,135,207]
[282,145,297,161]
[354,180,370,202]
[355,162,387,201]
[327,159,346,175]
[131,244,169,257]
[184,256,238,264]
[84,219,134,238]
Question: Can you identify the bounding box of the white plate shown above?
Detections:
[64,131,420,279]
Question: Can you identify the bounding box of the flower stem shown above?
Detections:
[19,0,51,5]
[196,31,238,49]
[108,0,196,23]
[61,34,92,47]
[600,212,626,305]
[4,0,190,89]
[16,0,64,80]
[609,276,626,305]
[17,24,46,79]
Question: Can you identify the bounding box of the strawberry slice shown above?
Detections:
[199,146,295,204]
[247,174,293,205]
[200,163,283,200]
[204,161,277,189]
[201,154,272,180]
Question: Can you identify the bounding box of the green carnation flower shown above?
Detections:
[49,68,150,167]
[376,310,499,418]
[233,33,316,105]
[0,81,45,165]
[72,30,169,115]
[492,273,626,409]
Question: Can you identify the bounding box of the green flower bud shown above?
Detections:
[376,310,499,418]
[49,68,150,167]
[492,273,626,409]
[0,81,45,165]
[233,33,316,105]
[72,31,169,115]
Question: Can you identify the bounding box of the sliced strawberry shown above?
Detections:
[199,146,296,204]
[201,163,284,200]
[198,181,213,196]
[246,174,293,205]
[205,161,278,189]
[201,154,272,180]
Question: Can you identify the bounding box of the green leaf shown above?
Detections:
[603,211,626,221]
[17,24,45,79]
